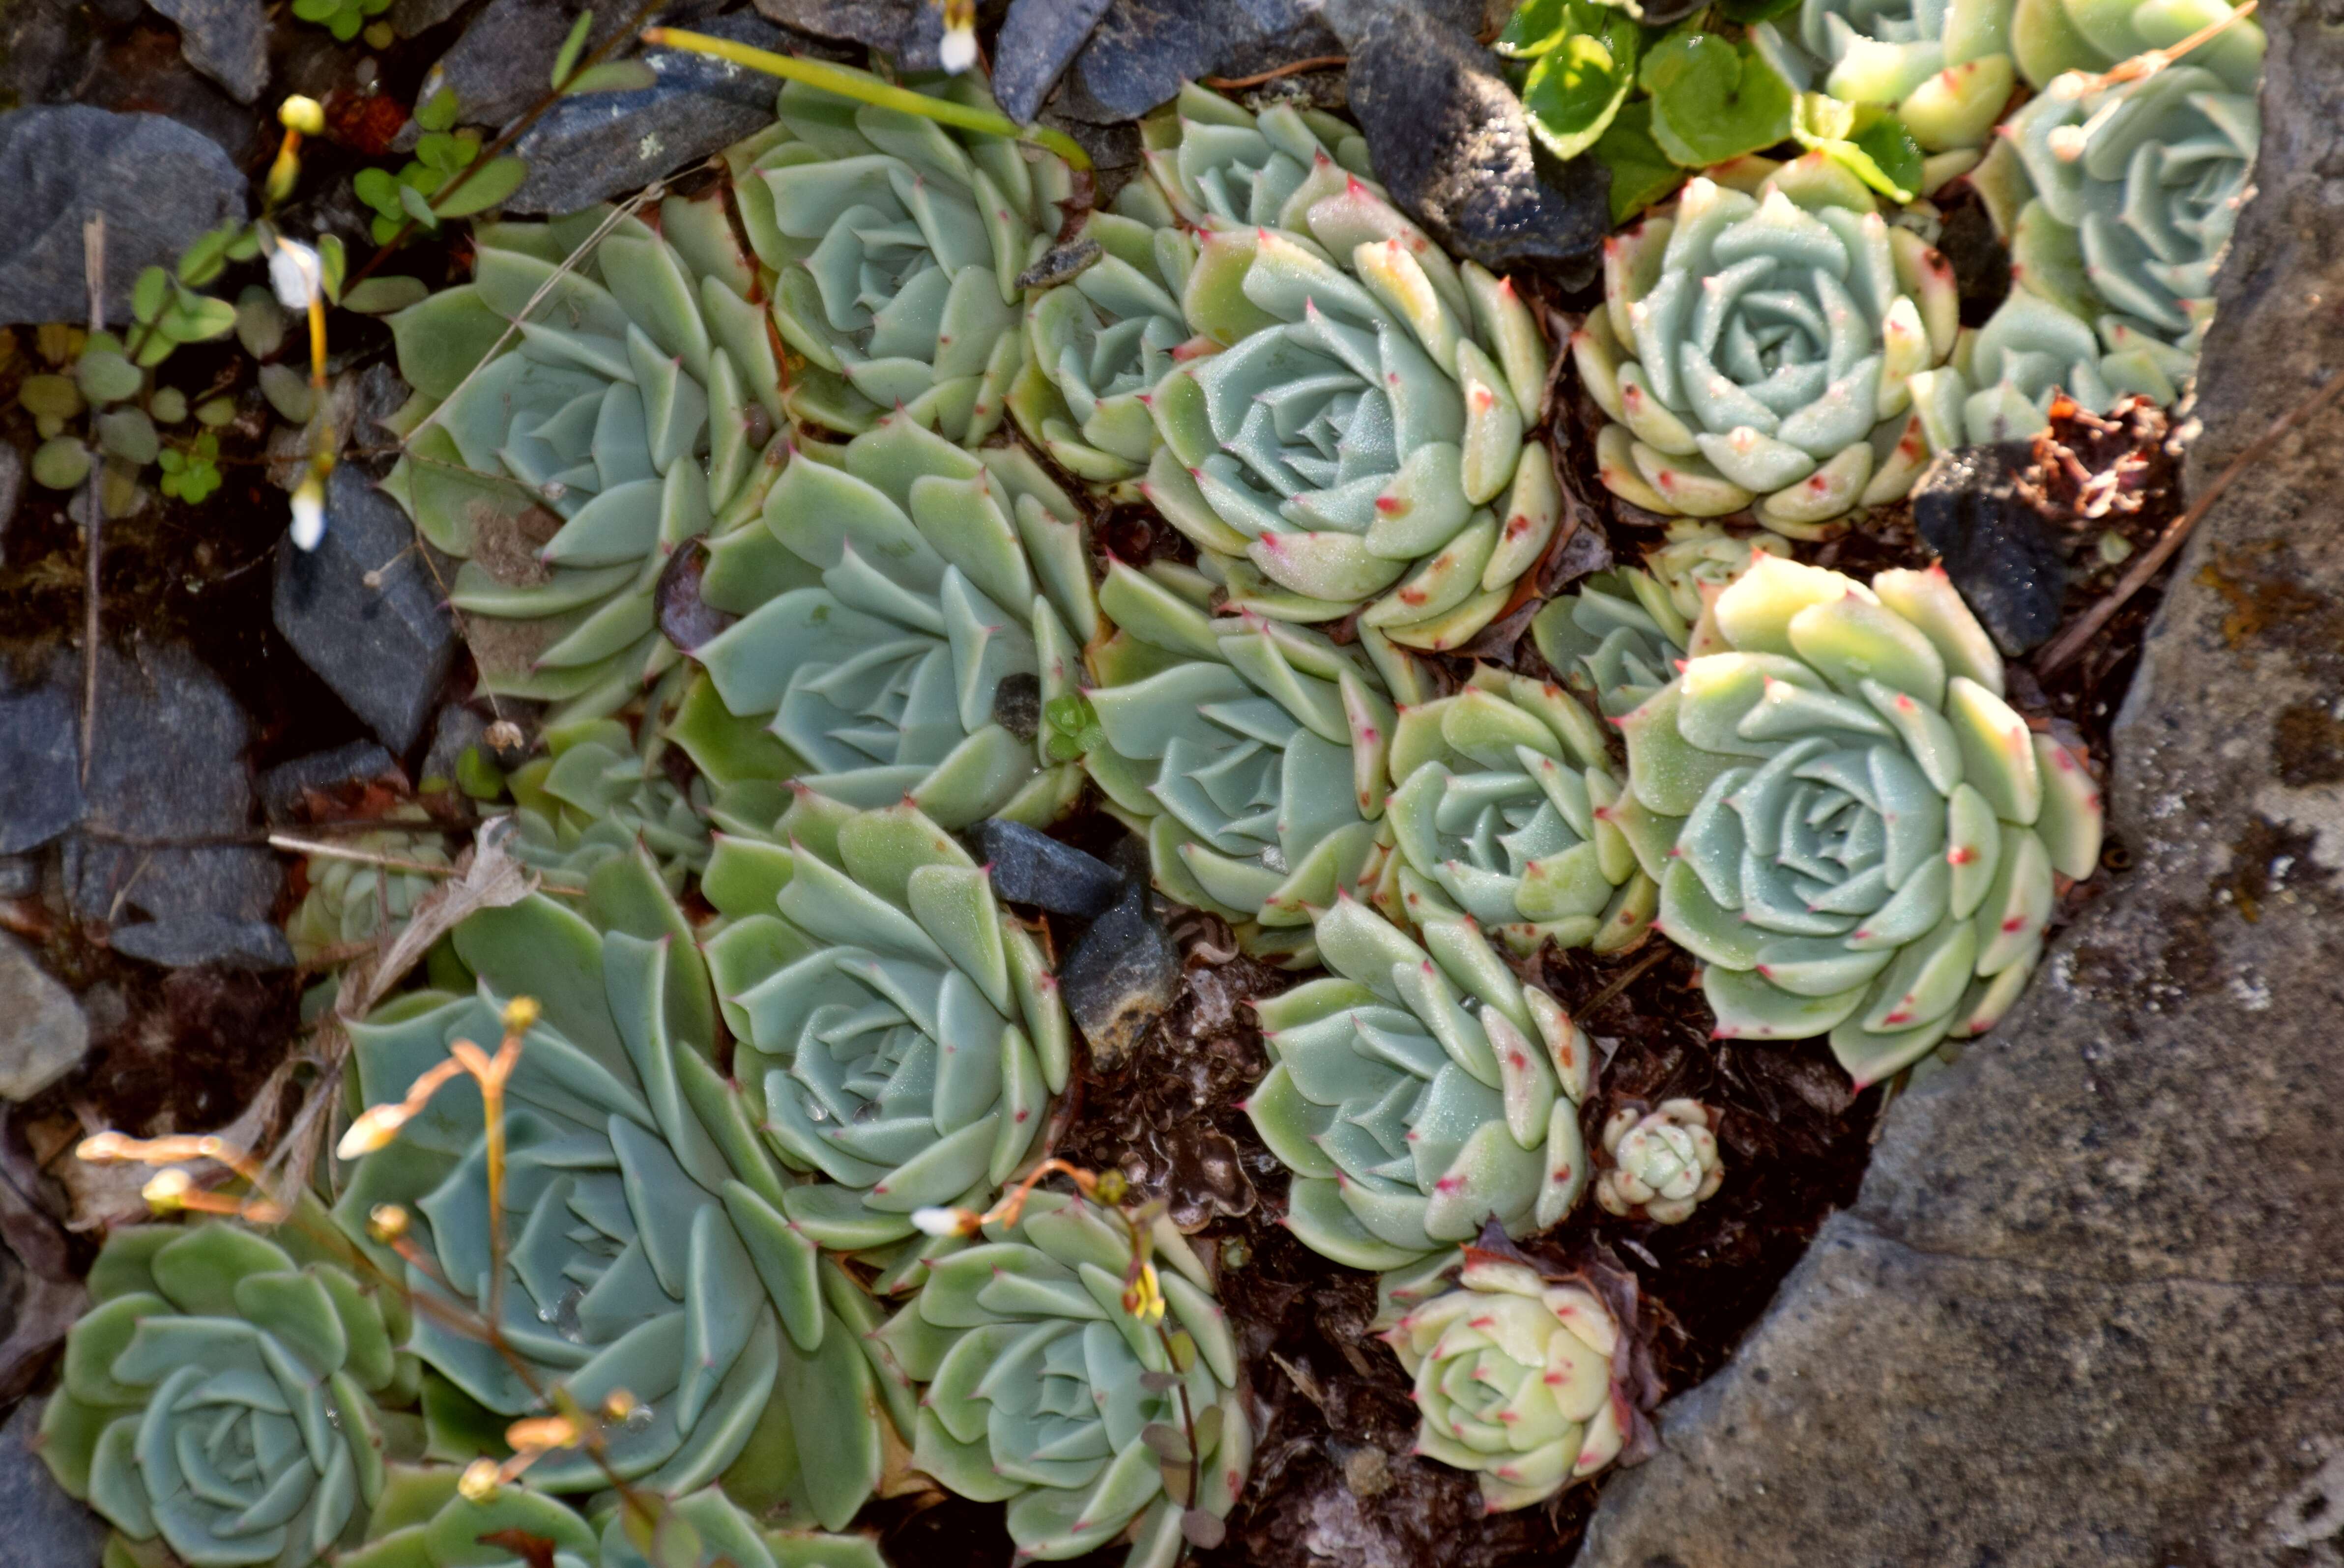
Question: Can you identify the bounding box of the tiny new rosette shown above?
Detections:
[1594,1098,1725,1224]
[1615,553,2103,1083]
[1574,172,1959,532]
[1246,896,1596,1270]
[1378,1253,1633,1512]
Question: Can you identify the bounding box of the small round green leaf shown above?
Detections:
[31,436,90,490]
[1640,29,1797,168]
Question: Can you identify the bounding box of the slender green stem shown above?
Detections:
[639,27,1093,171]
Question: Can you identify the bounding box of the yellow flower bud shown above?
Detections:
[143,1169,193,1213]
[278,95,326,135]
[500,996,542,1035]
[458,1458,501,1503]
[337,1103,409,1159]
[368,1203,410,1242]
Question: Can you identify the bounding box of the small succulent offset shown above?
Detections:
[1531,567,1695,720]
[1246,897,1596,1270]
[1379,1253,1630,1511]
[286,816,452,964]
[383,191,781,723]
[1615,554,2103,1083]
[1083,560,1420,963]
[708,796,1072,1254]
[1007,211,1199,484]
[1908,290,2140,446]
[735,74,1070,442]
[39,1222,411,1568]
[1573,172,1958,530]
[343,1467,886,1568]
[685,416,1097,830]
[1643,521,1794,623]
[507,707,713,892]
[1377,666,1655,955]
[1593,1099,1724,1224]
[1129,81,1374,233]
[1751,0,2020,152]
[1138,117,1557,647]
[335,891,895,1527]
[875,1192,1251,1567]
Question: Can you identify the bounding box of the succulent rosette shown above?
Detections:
[1007,213,1201,484]
[1531,567,1694,720]
[38,1221,412,1568]
[334,882,899,1526]
[874,1192,1251,1568]
[342,1469,886,1568]
[1957,29,2260,423]
[684,416,1097,830]
[1376,666,1655,955]
[1246,896,1597,1269]
[288,813,451,964]
[1594,1099,1724,1223]
[1137,167,1558,647]
[1751,0,2020,151]
[735,74,1069,442]
[1615,554,2104,1083]
[508,705,712,892]
[1131,82,1376,232]
[1908,290,2136,446]
[1572,173,1959,531]
[383,194,781,724]
[1082,559,1428,964]
[1378,1254,1630,1511]
[699,795,1071,1254]
[1643,521,1794,622]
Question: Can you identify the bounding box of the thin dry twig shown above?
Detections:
[81,213,105,787]
[1200,55,1348,89]
[2034,367,2344,677]
[1576,944,1673,1021]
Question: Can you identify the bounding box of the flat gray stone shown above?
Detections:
[747,0,941,68]
[145,0,268,102]
[272,464,458,755]
[260,740,401,823]
[0,661,83,855]
[0,107,246,327]
[1579,11,2344,1566]
[1071,0,1342,120]
[0,934,87,1101]
[994,0,1114,123]
[62,642,281,963]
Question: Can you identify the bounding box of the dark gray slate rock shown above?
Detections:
[0,934,87,1101]
[0,442,23,549]
[427,0,628,129]
[0,1400,106,1568]
[260,740,402,823]
[0,665,83,855]
[1329,0,1607,281]
[747,0,941,69]
[0,859,37,899]
[1071,0,1341,120]
[966,818,1125,917]
[1911,442,2067,656]
[273,464,458,755]
[420,703,492,792]
[995,0,1114,123]
[146,0,268,103]
[63,642,282,968]
[387,0,472,38]
[1580,10,2344,1564]
[0,108,247,328]
[1059,881,1179,1069]
[505,15,798,215]
[110,914,292,969]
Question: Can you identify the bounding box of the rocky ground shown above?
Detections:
[0,0,2334,1566]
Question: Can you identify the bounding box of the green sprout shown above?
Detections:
[1043,693,1107,763]
[157,432,223,504]
[291,0,391,44]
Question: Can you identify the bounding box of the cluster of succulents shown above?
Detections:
[46,19,2195,1552]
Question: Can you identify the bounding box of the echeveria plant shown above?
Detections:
[1377,665,1654,955]
[704,795,1071,1253]
[1379,1254,1629,1511]
[288,815,451,965]
[39,1222,411,1568]
[1083,560,1424,963]
[734,74,1070,442]
[874,1191,1250,1568]
[1129,82,1374,232]
[1247,897,1596,1269]
[1007,212,1200,483]
[685,417,1097,830]
[508,704,712,892]
[1593,1099,1724,1224]
[2007,0,2264,89]
[382,195,780,725]
[1752,0,2020,151]
[335,887,897,1527]
[1573,172,1958,530]
[1642,520,1793,623]
[1138,129,1557,646]
[1615,554,2103,1083]
[1530,567,1693,720]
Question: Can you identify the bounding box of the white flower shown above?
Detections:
[911,1205,975,1237]
[290,472,326,551]
[938,0,977,71]
[269,238,324,313]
